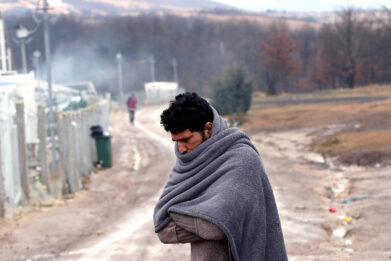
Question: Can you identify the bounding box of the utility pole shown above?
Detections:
[32,50,41,79]
[116,52,124,106]
[20,40,27,73]
[7,48,12,71]
[43,0,57,172]
[149,56,155,82]
[172,58,178,83]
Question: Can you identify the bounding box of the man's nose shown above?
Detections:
[178,143,187,154]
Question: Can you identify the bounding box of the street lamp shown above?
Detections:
[41,0,58,172]
[149,56,155,82]
[32,50,41,80]
[116,52,124,107]
[22,0,56,172]
[172,58,178,83]
[14,25,32,74]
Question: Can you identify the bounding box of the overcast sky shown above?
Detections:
[213,0,391,12]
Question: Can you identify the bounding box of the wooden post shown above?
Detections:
[0,134,5,218]
[56,112,67,197]
[38,105,51,193]
[68,115,78,193]
[58,113,77,195]
[16,102,29,202]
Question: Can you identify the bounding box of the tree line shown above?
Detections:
[6,7,391,97]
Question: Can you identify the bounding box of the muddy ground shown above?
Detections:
[0,106,390,260]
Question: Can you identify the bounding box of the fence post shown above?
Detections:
[0,134,5,218]
[73,112,82,190]
[68,114,78,193]
[16,101,29,202]
[56,112,66,196]
[37,105,51,194]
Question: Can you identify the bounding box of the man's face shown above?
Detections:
[171,122,212,155]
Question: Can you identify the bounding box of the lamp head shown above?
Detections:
[16,24,29,39]
[116,52,123,61]
[33,50,41,58]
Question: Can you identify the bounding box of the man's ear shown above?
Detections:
[204,122,213,139]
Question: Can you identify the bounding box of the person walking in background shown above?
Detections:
[154,92,287,261]
[126,94,138,124]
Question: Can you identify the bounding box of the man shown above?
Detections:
[154,92,287,261]
[126,94,137,124]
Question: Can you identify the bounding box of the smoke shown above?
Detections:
[50,42,118,92]
[48,39,156,97]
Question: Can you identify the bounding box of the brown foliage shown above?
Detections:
[260,30,301,95]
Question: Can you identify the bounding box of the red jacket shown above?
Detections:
[127,97,137,109]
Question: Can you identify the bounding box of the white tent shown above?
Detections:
[144,82,179,104]
[0,83,23,205]
[0,72,38,144]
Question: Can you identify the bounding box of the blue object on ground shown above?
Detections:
[341,196,370,205]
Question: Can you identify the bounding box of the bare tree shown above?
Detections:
[319,7,367,88]
[365,6,391,83]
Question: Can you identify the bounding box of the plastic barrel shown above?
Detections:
[94,135,112,168]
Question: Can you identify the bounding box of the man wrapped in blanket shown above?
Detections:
[154,92,288,261]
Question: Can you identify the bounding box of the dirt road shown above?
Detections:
[252,128,391,260]
[0,106,390,260]
[0,106,189,261]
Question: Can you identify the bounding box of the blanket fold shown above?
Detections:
[154,108,287,261]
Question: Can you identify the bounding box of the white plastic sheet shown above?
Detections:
[0,84,23,205]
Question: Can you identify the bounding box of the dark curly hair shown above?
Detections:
[160,92,213,134]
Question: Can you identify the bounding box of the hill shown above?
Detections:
[0,0,340,30]
[0,0,234,16]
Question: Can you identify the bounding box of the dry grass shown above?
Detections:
[244,84,391,165]
[314,131,391,155]
[244,84,391,130]
[244,98,391,131]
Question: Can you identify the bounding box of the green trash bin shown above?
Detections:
[94,135,112,168]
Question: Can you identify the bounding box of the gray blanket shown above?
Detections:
[154,109,287,261]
